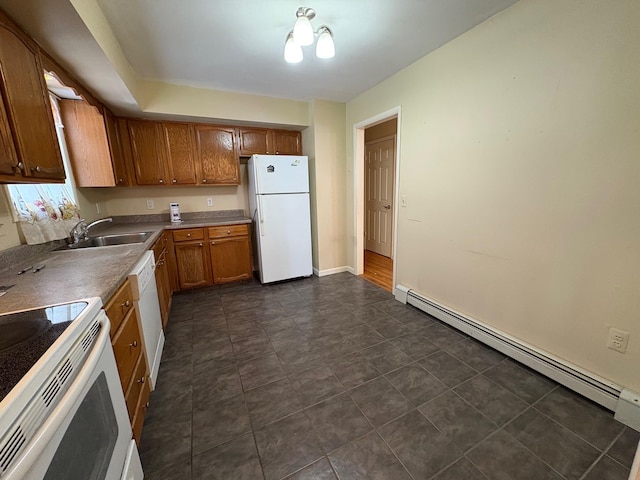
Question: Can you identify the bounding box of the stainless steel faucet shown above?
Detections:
[69,217,113,244]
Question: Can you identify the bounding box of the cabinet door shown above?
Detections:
[154,250,170,328]
[0,17,64,181]
[174,240,212,289]
[163,232,179,293]
[104,108,133,187]
[239,128,269,156]
[195,125,240,185]
[210,236,252,284]
[59,99,115,187]
[271,130,302,155]
[0,91,18,176]
[128,120,167,185]
[162,122,197,185]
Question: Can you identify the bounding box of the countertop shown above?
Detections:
[0,215,251,315]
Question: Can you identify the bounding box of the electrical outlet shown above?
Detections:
[400,195,408,207]
[207,198,213,207]
[146,199,154,210]
[607,327,629,353]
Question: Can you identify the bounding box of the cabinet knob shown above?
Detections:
[138,377,145,384]
[198,243,203,247]
[211,241,215,245]
[14,162,24,172]
[202,179,207,183]
[227,230,231,235]
[158,179,164,184]
[145,402,150,409]
[34,165,42,172]
[275,151,279,155]
[122,300,131,308]
[172,179,177,183]
[187,233,191,237]
[118,178,124,184]
[129,340,138,348]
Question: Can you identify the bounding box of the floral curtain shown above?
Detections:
[7,184,81,245]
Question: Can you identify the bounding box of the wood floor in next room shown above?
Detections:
[361,249,393,292]
[139,273,638,480]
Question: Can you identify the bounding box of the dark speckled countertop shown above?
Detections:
[0,212,251,315]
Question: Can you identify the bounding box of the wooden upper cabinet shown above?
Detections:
[0,12,64,182]
[128,120,167,185]
[162,123,197,185]
[195,125,240,185]
[271,129,302,155]
[239,128,270,156]
[59,99,116,187]
[0,93,18,176]
[104,108,133,187]
[238,127,302,157]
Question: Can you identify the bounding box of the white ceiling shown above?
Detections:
[94,0,520,103]
[0,0,519,107]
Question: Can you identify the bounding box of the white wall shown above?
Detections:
[346,0,640,392]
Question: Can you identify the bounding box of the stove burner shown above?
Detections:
[0,317,51,352]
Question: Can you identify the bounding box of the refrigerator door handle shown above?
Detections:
[258,195,265,236]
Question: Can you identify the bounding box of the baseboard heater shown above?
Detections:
[395,285,622,412]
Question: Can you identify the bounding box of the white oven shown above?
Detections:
[0,298,142,480]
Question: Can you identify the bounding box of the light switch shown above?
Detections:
[400,195,407,207]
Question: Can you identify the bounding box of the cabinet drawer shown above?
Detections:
[104,279,134,337]
[172,228,205,242]
[112,308,142,390]
[124,351,147,421]
[208,224,249,239]
[132,378,151,444]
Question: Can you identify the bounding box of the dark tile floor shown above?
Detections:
[139,273,639,480]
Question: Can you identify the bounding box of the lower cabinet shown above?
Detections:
[151,232,173,329]
[208,225,252,284]
[104,279,151,445]
[172,223,252,290]
[174,237,213,289]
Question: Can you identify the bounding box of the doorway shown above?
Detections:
[360,118,397,291]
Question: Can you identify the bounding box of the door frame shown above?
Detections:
[352,106,402,293]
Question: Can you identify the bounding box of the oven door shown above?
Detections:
[5,311,132,480]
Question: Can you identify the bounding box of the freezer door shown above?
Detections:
[255,192,313,283]
[252,155,309,194]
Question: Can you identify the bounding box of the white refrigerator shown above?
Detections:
[248,154,313,283]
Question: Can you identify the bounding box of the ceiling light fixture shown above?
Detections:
[284,7,335,63]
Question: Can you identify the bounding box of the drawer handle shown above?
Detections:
[129,340,138,348]
[122,300,131,308]
[138,377,145,384]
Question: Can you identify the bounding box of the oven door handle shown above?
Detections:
[6,314,114,479]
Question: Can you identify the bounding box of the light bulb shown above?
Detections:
[284,32,303,63]
[316,27,335,59]
[293,14,314,46]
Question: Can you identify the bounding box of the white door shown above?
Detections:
[365,137,395,257]
[253,155,309,194]
[255,192,313,283]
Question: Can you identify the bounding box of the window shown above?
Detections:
[5,95,81,245]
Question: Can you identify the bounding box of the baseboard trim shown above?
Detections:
[313,266,351,277]
[396,284,623,413]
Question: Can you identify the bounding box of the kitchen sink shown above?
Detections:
[59,232,153,250]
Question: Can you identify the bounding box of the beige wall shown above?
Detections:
[89,164,249,217]
[346,0,640,392]
[306,100,348,273]
[302,110,319,269]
